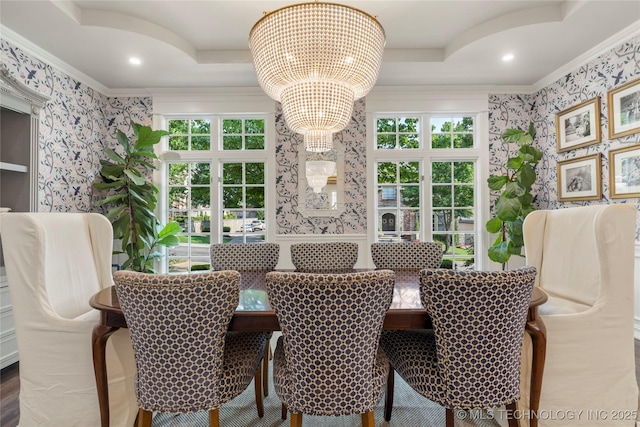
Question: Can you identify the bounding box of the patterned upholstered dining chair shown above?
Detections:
[290,241,358,272]
[381,267,537,427]
[370,241,443,420]
[114,270,267,426]
[210,242,279,397]
[265,270,395,427]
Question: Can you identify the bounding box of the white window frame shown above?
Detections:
[153,112,275,273]
[366,93,490,269]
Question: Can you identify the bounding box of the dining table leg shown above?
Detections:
[92,322,120,427]
[525,308,547,427]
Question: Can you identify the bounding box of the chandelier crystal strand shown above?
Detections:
[249,2,385,152]
[306,160,337,193]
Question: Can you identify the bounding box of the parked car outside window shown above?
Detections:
[251,220,266,231]
[239,223,254,232]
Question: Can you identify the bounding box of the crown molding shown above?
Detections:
[1,25,112,95]
[531,21,640,93]
[2,19,639,99]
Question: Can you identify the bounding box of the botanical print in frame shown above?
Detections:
[557,154,602,201]
[555,97,601,153]
[609,144,640,198]
[607,78,640,139]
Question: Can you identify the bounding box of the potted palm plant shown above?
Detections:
[94,121,180,272]
[486,122,542,268]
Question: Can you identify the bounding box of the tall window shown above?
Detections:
[373,115,480,270]
[376,161,421,242]
[161,116,268,273]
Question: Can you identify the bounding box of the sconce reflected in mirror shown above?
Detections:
[298,145,345,217]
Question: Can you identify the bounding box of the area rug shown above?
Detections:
[153,372,507,426]
[153,334,506,427]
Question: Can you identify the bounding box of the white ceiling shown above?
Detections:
[1,0,639,94]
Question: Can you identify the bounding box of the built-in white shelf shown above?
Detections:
[0,162,28,173]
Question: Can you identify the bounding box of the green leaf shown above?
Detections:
[95,193,127,206]
[519,192,533,208]
[504,181,525,197]
[508,241,523,255]
[506,157,523,170]
[158,221,182,238]
[94,181,124,190]
[517,163,536,187]
[496,195,522,221]
[128,188,151,206]
[129,157,156,168]
[112,215,130,240]
[488,242,510,264]
[485,217,503,233]
[157,235,180,247]
[502,129,532,145]
[116,130,131,153]
[509,233,524,250]
[519,145,542,164]
[508,218,524,236]
[106,205,126,220]
[104,148,126,165]
[528,122,536,138]
[136,125,170,147]
[123,169,148,186]
[487,175,509,190]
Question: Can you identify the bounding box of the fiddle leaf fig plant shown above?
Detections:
[486,122,542,267]
[94,122,180,273]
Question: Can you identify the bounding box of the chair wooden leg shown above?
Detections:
[506,402,520,427]
[263,342,270,396]
[281,403,288,420]
[445,408,455,427]
[290,412,303,427]
[137,409,152,427]
[384,365,394,421]
[361,411,375,427]
[208,409,220,427]
[253,366,264,417]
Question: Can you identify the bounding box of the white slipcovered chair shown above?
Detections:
[0,213,137,426]
[521,204,638,426]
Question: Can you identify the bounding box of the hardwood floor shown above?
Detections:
[2,340,640,427]
[0,362,19,427]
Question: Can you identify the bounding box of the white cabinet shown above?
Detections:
[0,67,49,369]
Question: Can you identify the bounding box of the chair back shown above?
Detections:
[1,212,112,320]
[210,243,279,271]
[211,243,279,290]
[290,242,358,272]
[114,270,240,413]
[371,242,442,270]
[371,242,443,292]
[265,270,394,415]
[523,204,635,307]
[0,213,137,426]
[420,266,536,409]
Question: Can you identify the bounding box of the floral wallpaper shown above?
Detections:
[489,34,640,240]
[1,39,151,213]
[275,98,368,234]
[3,31,638,237]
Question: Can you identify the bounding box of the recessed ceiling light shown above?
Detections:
[502,53,514,62]
[128,57,142,65]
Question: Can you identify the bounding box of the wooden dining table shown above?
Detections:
[90,273,547,427]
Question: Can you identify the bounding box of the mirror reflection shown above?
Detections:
[298,146,344,217]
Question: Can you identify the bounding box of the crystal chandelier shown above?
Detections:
[249,2,385,152]
[306,160,336,193]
